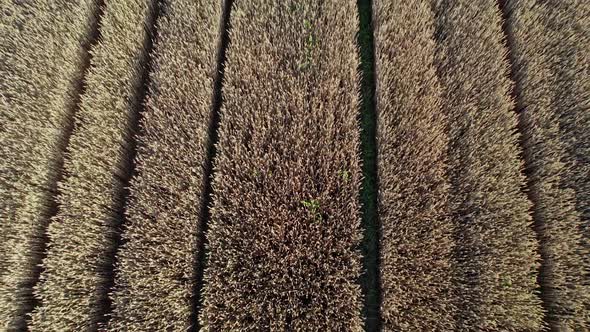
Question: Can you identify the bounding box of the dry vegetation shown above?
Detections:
[107,0,224,330]
[503,0,590,329]
[432,0,544,330]
[0,0,588,330]
[0,0,100,329]
[199,0,364,330]
[29,0,158,330]
[372,0,456,330]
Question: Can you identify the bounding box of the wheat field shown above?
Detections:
[0,0,587,331]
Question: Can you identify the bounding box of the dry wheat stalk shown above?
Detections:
[30,0,158,330]
[107,0,224,330]
[199,0,364,330]
[373,0,457,330]
[432,0,544,330]
[503,0,590,330]
[0,0,101,329]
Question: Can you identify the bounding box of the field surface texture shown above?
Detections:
[0,0,587,330]
[503,0,590,330]
[199,0,364,330]
[107,0,224,330]
[30,0,158,330]
[373,0,456,331]
[432,1,544,330]
[0,0,101,329]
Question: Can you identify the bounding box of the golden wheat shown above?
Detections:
[373,0,456,330]
[30,0,158,330]
[0,0,101,329]
[107,0,225,330]
[503,0,590,329]
[432,0,544,330]
[1,0,587,330]
[199,0,364,330]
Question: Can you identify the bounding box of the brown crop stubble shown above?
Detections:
[503,0,590,329]
[107,0,224,330]
[432,0,544,331]
[0,0,100,329]
[199,0,363,330]
[29,0,158,330]
[373,0,456,331]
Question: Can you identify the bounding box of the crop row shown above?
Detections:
[30,0,159,329]
[373,0,456,330]
[0,0,101,329]
[199,0,364,329]
[108,0,226,330]
[503,0,590,329]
